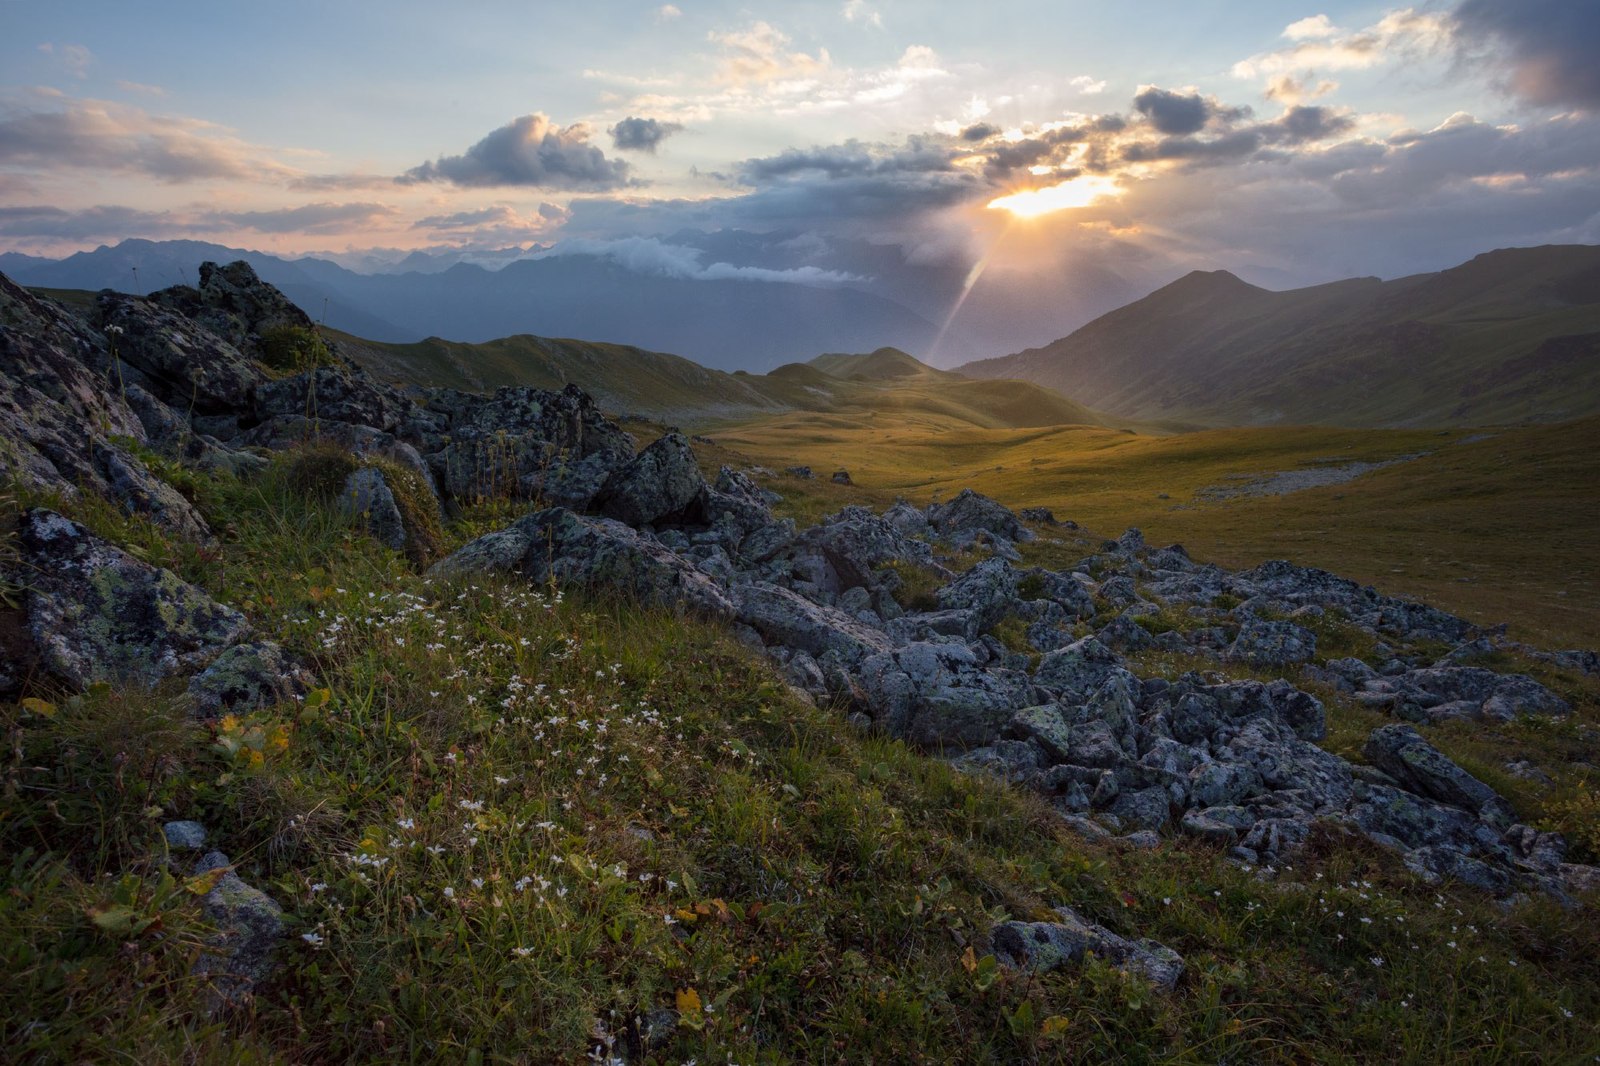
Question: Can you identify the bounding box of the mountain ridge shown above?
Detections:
[958,244,1600,428]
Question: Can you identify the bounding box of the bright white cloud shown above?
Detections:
[708,22,831,86]
[1283,15,1339,41]
[1234,9,1450,79]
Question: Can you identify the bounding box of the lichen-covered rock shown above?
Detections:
[936,557,1019,632]
[187,641,314,718]
[163,820,207,851]
[254,365,410,434]
[430,506,733,617]
[96,290,264,413]
[733,581,892,666]
[19,509,249,689]
[191,850,285,1007]
[1224,617,1318,667]
[593,432,708,527]
[1034,636,1126,701]
[927,488,1033,546]
[1362,724,1517,827]
[856,641,1033,750]
[992,906,1183,990]
[1354,666,1570,723]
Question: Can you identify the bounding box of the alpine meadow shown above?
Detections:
[3,3,1600,1064]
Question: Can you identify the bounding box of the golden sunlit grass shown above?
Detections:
[712,411,1600,650]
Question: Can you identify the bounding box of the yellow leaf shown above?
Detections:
[960,945,978,973]
[184,868,228,896]
[1041,1015,1071,1038]
[675,987,702,1014]
[20,697,56,719]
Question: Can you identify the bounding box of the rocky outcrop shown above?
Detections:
[431,507,733,617]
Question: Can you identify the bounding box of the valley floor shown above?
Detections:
[707,414,1600,652]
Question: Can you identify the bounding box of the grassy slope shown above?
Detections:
[958,245,1600,428]
[4,456,1599,1064]
[713,415,1600,651]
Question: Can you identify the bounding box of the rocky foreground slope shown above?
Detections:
[2,263,1598,1005]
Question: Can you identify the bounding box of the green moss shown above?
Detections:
[368,457,444,568]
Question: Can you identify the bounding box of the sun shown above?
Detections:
[987,175,1122,219]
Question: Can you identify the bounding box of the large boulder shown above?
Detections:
[732,581,892,666]
[927,488,1033,545]
[593,432,708,527]
[96,291,264,413]
[1362,724,1517,828]
[856,641,1033,750]
[1223,618,1318,668]
[16,509,249,689]
[428,506,733,617]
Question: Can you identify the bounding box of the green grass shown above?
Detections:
[0,453,1596,1062]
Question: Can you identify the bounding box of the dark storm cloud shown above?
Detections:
[1453,0,1600,109]
[1270,105,1357,144]
[610,116,683,153]
[1122,129,1265,164]
[737,136,958,183]
[400,113,632,189]
[1132,87,1210,134]
[960,122,999,142]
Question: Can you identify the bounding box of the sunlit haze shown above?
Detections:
[2,1,1597,361]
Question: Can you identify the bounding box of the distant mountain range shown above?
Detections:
[0,235,1158,372]
[957,245,1600,428]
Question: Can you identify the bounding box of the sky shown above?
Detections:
[2,1,1598,307]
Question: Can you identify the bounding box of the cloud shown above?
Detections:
[208,201,399,234]
[400,113,632,189]
[708,22,831,85]
[115,80,167,97]
[1133,86,1221,135]
[656,4,681,20]
[842,1,882,29]
[1452,0,1600,110]
[0,98,293,182]
[1070,75,1108,95]
[535,235,862,284]
[38,43,93,79]
[1264,75,1338,104]
[1283,15,1339,41]
[1233,10,1450,80]
[610,116,683,153]
[739,136,958,183]
[287,172,398,192]
[1272,105,1357,143]
[0,203,189,241]
[960,122,999,142]
[411,203,563,244]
